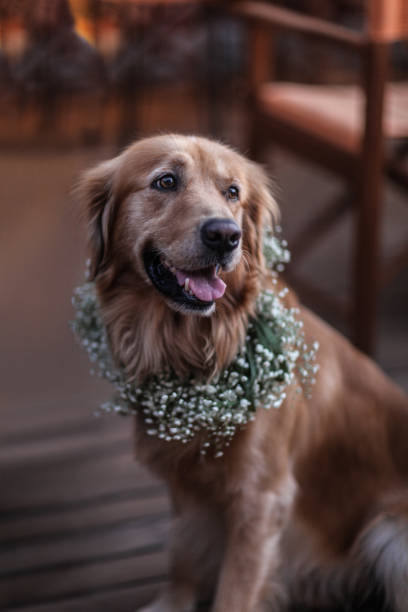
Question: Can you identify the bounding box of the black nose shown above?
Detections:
[201,218,242,255]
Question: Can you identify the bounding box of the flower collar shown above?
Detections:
[72,233,319,456]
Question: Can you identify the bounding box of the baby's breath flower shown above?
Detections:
[71,234,318,457]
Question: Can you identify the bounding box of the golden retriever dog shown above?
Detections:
[78,134,408,612]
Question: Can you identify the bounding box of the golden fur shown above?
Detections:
[78,134,408,612]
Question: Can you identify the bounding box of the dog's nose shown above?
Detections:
[201,218,241,254]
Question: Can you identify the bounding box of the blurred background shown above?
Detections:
[0,1,407,610]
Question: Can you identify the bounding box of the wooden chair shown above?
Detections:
[233,0,408,354]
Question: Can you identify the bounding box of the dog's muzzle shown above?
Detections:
[143,218,241,315]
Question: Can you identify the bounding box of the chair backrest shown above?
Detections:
[366,0,408,41]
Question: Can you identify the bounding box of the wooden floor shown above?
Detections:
[0,416,171,611]
[1,144,407,611]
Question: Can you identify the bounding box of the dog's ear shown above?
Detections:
[77,158,119,281]
[243,161,279,266]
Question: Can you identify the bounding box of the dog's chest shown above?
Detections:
[135,423,230,500]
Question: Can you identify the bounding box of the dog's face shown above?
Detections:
[80,135,277,316]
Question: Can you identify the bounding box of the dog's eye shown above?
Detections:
[152,173,177,191]
[226,185,240,201]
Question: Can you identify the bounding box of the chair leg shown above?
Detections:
[352,175,382,355]
[352,42,388,355]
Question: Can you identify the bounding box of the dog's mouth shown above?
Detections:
[143,248,226,312]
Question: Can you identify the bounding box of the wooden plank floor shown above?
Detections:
[1,146,407,611]
[0,414,171,611]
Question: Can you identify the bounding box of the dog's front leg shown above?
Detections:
[137,558,196,612]
[137,538,196,612]
[137,506,223,612]
[212,478,294,612]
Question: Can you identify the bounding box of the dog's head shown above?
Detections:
[78,135,278,317]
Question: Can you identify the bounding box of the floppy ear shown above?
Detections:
[243,161,279,267]
[76,158,118,281]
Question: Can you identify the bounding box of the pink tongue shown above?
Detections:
[189,275,226,302]
[175,269,226,302]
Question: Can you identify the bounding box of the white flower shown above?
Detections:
[72,234,319,458]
